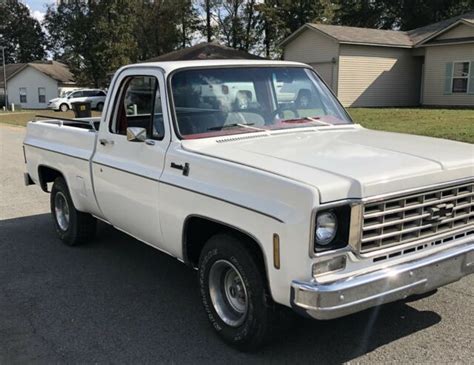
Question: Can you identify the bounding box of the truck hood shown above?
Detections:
[181,125,474,202]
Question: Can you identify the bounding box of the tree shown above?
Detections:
[200,0,219,42]
[92,0,139,81]
[134,0,182,60]
[0,0,46,63]
[175,0,202,49]
[394,0,474,30]
[44,0,139,87]
[332,0,474,30]
[213,0,260,51]
[332,0,394,29]
[257,0,331,57]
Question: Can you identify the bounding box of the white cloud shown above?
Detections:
[31,9,46,23]
[24,4,46,24]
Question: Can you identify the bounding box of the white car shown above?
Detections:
[48,89,107,112]
[23,60,474,351]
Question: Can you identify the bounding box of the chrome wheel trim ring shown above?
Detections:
[208,259,248,327]
[54,192,70,231]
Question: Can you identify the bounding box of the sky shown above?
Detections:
[23,0,55,22]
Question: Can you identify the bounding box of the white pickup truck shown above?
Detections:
[23,60,474,350]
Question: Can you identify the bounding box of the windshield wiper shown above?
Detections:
[207,123,266,132]
[280,116,332,126]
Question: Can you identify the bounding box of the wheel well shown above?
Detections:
[38,165,63,192]
[183,216,267,274]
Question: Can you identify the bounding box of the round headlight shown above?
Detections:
[315,211,338,245]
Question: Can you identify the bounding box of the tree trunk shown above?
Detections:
[206,0,212,42]
[244,0,255,52]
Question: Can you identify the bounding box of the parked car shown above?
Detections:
[48,89,107,112]
[23,60,474,351]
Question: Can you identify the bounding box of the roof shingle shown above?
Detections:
[408,10,474,45]
[308,23,413,47]
[283,11,474,48]
[0,61,74,88]
[145,42,264,62]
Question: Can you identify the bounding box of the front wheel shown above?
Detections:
[96,102,104,112]
[59,103,69,112]
[51,177,96,246]
[199,233,276,351]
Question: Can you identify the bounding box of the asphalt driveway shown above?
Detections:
[1,124,473,363]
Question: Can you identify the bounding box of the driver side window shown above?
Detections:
[112,75,164,139]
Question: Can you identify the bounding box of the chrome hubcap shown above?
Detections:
[54,192,70,231]
[209,260,248,327]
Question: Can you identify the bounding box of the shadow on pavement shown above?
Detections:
[0,213,441,363]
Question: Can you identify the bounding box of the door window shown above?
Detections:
[112,75,164,139]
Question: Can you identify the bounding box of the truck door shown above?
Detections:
[92,68,170,247]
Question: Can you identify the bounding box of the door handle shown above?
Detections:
[99,138,114,146]
[170,162,190,176]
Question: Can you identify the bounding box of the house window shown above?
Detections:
[19,88,27,103]
[452,62,470,93]
[38,88,46,103]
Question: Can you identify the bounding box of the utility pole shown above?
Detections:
[1,46,8,110]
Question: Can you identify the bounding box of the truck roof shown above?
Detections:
[121,59,308,75]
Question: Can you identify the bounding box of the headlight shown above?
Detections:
[313,205,352,252]
[315,211,337,245]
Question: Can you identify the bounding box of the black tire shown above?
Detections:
[60,103,69,112]
[50,177,96,246]
[96,102,104,112]
[199,233,276,351]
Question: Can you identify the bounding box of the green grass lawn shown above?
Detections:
[0,109,101,127]
[348,108,473,144]
[0,107,472,144]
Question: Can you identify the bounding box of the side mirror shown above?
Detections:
[127,127,147,142]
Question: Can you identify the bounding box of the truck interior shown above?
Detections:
[171,66,352,139]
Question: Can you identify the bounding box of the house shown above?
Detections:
[0,61,76,109]
[281,11,474,107]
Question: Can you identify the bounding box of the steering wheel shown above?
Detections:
[271,105,300,120]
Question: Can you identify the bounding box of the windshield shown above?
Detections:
[170,67,351,139]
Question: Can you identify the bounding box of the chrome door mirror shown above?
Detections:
[126,127,147,142]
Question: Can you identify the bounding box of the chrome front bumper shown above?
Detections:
[291,242,474,320]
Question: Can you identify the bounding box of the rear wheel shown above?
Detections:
[96,102,104,112]
[59,103,69,112]
[199,233,276,351]
[51,177,96,246]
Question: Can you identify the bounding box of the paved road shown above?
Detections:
[1,124,473,363]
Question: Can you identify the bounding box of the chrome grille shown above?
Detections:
[361,182,474,253]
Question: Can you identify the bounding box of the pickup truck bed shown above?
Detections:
[25,118,103,216]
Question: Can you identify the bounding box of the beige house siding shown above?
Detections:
[437,23,474,40]
[338,45,421,107]
[283,29,339,91]
[422,44,474,106]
